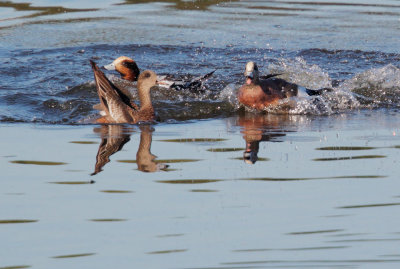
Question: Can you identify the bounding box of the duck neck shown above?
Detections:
[246,77,260,86]
[252,77,260,85]
[137,127,153,158]
[138,87,153,112]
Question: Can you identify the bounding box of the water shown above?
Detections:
[1,0,400,268]
[1,44,399,123]
[2,115,400,268]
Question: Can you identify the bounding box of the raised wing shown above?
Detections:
[90,60,137,113]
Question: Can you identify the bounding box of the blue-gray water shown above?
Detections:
[1,1,400,268]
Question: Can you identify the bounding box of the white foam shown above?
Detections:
[267,57,332,89]
[297,86,309,98]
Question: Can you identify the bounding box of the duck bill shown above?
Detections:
[243,150,258,164]
[244,71,254,85]
[156,75,174,89]
[245,76,254,85]
[246,77,253,85]
[103,62,116,71]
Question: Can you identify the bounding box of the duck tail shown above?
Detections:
[187,69,217,91]
[201,69,216,81]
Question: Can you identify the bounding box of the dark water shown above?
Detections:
[1,44,400,124]
[1,1,400,269]
[1,0,400,124]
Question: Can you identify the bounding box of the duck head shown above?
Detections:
[243,148,258,164]
[104,56,140,82]
[244,61,259,85]
[138,70,158,91]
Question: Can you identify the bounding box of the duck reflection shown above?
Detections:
[236,113,290,164]
[91,124,167,175]
[91,125,132,175]
[136,125,169,172]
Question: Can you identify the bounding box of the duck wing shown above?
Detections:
[90,60,137,110]
[90,60,138,122]
[259,73,282,80]
[305,87,333,96]
[170,70,216,91]
[196,69,216,81]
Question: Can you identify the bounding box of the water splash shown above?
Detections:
[1,45,399,123]
[268,56,333,89]
[342,64,400,107]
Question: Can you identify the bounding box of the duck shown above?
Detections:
[104,56,215,92]
[238,61,331,111]
[90,60,157,124]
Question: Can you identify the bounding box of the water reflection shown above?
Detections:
[135,125,169,172]
[10,160,67,165]
[91,125,132,175]
[147,249,187,255]
[0,265,32,269]
[0,1,97,21]
[0,219,38,224]
[91,124,168,175]
[236,113,288,164]
[51,253,96,259]
[118,0,238,10]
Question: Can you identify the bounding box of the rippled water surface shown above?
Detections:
[2,115,400,269]
[1,0,400,268]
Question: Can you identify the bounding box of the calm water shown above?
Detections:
[1,0,400,268]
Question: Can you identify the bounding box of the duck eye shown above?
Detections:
[122,61,140,73]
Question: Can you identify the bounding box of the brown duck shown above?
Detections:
[90,60,157,124]
[238,61,331,111]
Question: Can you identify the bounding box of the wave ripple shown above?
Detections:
[1,45,399,123]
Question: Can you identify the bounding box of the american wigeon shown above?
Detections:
[238,61,330,111]
[90,60,157,124]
